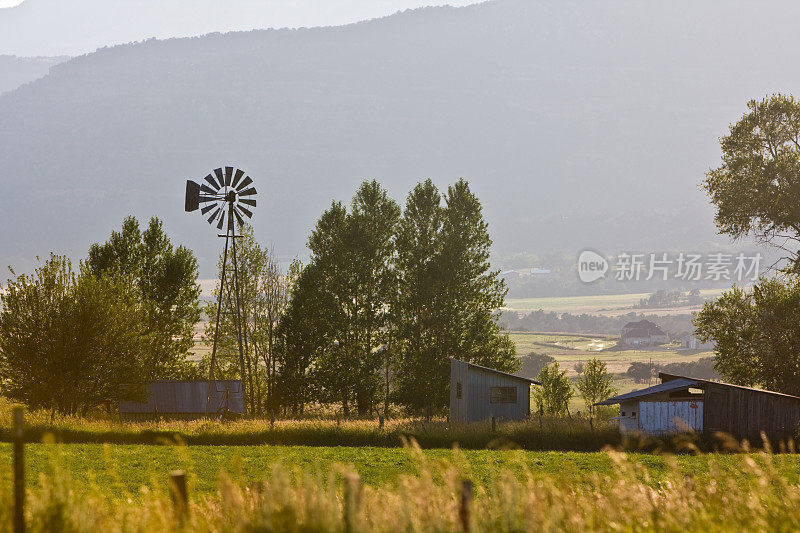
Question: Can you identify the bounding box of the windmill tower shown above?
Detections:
[185,167,257,415]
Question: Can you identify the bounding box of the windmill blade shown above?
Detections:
[201,203,217,215]
[233,207,245,227]
[238,198,256,207]
[235,176,253,191]
[204,174,221,191]
[236,205,253,218]
[238,187,257,196]
[213,168,225,189]
[199,195,220,203]
[224,166,234,187]
[207,207,221,225]
[231,169,245,189]
[216,210,226,230]
[200,184,218,195]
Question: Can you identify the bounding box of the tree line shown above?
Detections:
[209,179,518,417]
[0,179,517,418]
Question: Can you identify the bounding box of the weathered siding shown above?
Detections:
[450,359,532,422]
[639,400,703,434]
[449,359,470,422]
[119,380,244,421]
[703,384,800,441]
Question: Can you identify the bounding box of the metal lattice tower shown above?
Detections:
[184,167,257,415]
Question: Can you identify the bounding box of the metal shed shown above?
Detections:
[119,380,244,421]
[450,358,540,422]
[597,372,800,441]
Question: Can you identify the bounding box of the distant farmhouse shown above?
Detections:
[621,319,667,347]
[597,373,800,441]
[450,359,540,422]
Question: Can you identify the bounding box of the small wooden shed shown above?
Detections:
[597,372,800,441]
[450,358,540,422]
[119,380,244,421]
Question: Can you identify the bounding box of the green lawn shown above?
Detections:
[505,288,725,313]
[2,443,798,499]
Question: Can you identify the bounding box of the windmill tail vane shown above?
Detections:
[185,166,257,416]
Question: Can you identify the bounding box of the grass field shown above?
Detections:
[4,443,800,531]
[504,288,726,314]
[3,443,800,498]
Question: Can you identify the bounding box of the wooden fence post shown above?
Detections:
[459,479,473,533]
[343,473,361,533]
[491,416,496,433]
[169,470,188,521]
[13,407,24,533]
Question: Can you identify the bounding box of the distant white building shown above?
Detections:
[680,334,715,351]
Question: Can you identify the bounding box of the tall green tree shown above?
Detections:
[301,181,400,416]
[694,279,800,395]
[393,180,446,414]
[533,362,573,416]
[86,216,201,379]
[704,94,800,273]
[575,358,616,419]
[393,179,518,415]
[0,255,149,415]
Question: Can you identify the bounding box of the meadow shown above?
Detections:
[2,442,800,531]
[504,288,725,314]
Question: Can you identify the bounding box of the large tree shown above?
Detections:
[86,216,201,379]
[394,179,518,415]
[704,94,800,272]
[0,255,149,415]
[300,181,400,416]
[700,94,800,392]
[695,279,800,395]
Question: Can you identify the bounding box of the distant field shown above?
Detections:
[508,332,713,376]
[504,288,726,314]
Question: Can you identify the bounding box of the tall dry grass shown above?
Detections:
[3,441,800,531]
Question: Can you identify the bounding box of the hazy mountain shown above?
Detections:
[0,55,68,94]
[1,0,795,276]
[0,0,480,56]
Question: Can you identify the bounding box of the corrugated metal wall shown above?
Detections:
[450,360,531,422]
[119,380,244,420]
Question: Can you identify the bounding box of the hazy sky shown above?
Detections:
[0,0,484,56]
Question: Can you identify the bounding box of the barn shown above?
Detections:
[450,358,540,422]
[119,380,245,421]
[596,372,800,441]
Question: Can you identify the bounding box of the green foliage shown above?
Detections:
[533,362,573,415]
[704,94,800,273]
[0,255,149,415]
[204,225,289,415]
[694,278,800,395]
[393,179,518,415]
[86,216,201,379]
[575,358,616,418]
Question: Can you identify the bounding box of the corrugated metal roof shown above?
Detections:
[595,378,699,405]
[451,358,541,385]
[659,372,800,400]
[119,380,244,414]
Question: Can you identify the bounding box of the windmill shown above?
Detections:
[185,167,256,415]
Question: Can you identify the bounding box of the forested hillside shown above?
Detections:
[2,0,799,274]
